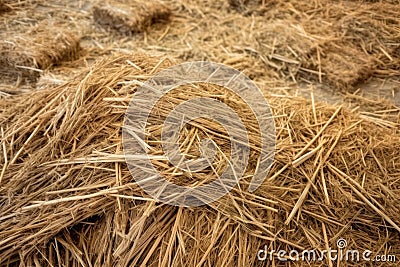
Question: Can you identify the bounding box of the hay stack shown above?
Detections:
[0,21,80,83]
[0,54,399,266]
[250,0,400,90]
[93,0,171,35]
[309,1,400,87]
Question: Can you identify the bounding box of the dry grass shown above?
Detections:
[0,21,80,84]
[0,0,11,14]
[1,0,398,93]
[304,42,375,88]
[0,0,399,266]
[234,0,400,89]
[0,53,399,266]
[93,0,171,35]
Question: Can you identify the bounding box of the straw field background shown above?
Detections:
[0,0,399,266]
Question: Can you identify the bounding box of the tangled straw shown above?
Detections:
[0,53,399,266]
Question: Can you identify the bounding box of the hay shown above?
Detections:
[0,0,36,13]
[304,1,400,86]
[0,0,11,14]
[0,21,80,83]
[2,0,397,95]
[246,0,400,89]
[0,53,399,266]
[228,0,252,13]
[93,0,171,35]
[302,42,375,89]
[254,20,333,82]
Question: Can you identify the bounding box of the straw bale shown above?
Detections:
[243,0,400,89]
[0,22,80,83]
[0,53,399,266]
[300,1,400,82]
[302,42,375,89]
[0,0,11,14]
[93,0,171,35]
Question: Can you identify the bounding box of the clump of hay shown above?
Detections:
[93,0,171,35]
[228,0,251,13]
[0,21,80,83]
[0,54,399,266]
[255,20,333,82]
[303,42,375,88]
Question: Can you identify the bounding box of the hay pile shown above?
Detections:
[305,42,374,88]
[246,0,400,89]
[0,0,11,14]
[0,54,399,266]
[0,21,80,83]
[93,0,171,35]
[2,0,398,96]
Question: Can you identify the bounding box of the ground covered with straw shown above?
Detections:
[0,0,399,266]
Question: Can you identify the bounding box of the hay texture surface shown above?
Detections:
[93,0,171,35]
[0,54,399,266]
[0,0,11,14]
[0,21,80,83]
